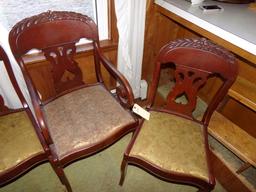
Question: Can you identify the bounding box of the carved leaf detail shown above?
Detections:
[165,38,236,64]
[11,11,95,36]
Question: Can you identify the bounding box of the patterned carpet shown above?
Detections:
[0,133,226,192]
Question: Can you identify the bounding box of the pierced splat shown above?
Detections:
[43,43,84,93]
[174,92,189,105]
[166,67,209,117]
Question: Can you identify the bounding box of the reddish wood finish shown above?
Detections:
[43,43,84,93]
[0,95,9,113]
[0,46,49,186]
[9,11,134,107]
[9,11,138,192]
[120,38,238,191]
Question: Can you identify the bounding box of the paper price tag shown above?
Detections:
[132,104,150,120]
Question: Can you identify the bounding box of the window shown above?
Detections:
[0,0,108,40]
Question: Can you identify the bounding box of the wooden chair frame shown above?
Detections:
[119,38,238,192]
[0,46,50,186]
[9,11,138,192]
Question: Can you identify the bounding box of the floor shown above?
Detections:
[1,133,226,192]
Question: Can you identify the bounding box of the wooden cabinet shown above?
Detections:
[229,76,256,112]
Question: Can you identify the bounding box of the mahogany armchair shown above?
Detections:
[119,38,238,191]
[0,46,48,186]
[9,11,138,191]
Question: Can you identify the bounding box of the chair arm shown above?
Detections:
[96,46,134,108]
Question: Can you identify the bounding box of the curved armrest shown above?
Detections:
[95,43,134,109]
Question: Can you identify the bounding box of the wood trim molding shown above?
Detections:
[155,5,256,65]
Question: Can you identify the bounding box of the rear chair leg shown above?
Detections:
[119,158,128,186]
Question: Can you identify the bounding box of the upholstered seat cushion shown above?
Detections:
[44,85,136,159]
[130,111,209,182]
[0,111,44,173]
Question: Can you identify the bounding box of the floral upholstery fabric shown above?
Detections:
[130,111,209,182]
[0,111,44,172]
[44,85,135,159]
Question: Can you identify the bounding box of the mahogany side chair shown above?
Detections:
[119,38,238,191]
[0,45,49,186]
[9,11,138,192]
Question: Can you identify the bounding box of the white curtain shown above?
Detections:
[0,23,32,109]
[114,0,147,98]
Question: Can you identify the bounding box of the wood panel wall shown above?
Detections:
[142,0,198,82]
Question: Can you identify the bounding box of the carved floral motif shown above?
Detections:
[10,11,95,36]
[165,38,236,64]
[116,85,129,108]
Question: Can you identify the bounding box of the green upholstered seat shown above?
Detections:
[130,111,209,182]
[0,111,44,173]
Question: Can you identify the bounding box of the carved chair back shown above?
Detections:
[9,11,100,97]
[8,11,135,157]
[148,38,238,125]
